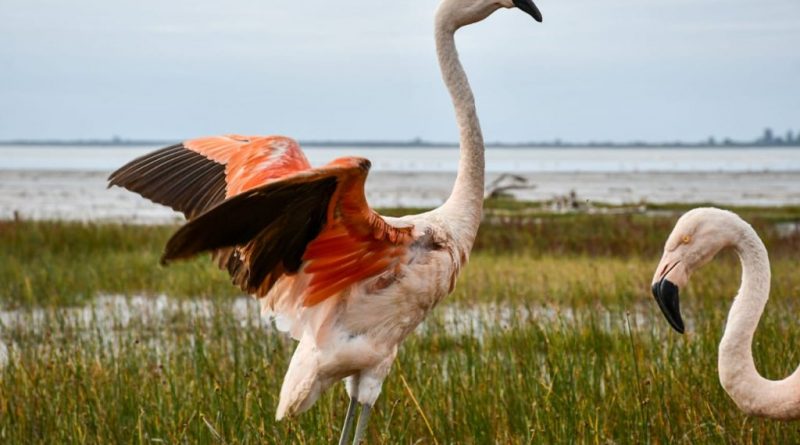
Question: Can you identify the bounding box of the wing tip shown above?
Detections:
[105,143,227,219]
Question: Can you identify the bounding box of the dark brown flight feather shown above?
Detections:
[161,175,338,295]
[108,144,228,219]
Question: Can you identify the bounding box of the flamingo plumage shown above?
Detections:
[652,208,800,420]
[109,0,542,443]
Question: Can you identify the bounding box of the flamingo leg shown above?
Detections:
[338,397,358,445]
[351,403,372,445]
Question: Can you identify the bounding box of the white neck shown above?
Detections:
[718,222,800,419]
[434,10,485,253]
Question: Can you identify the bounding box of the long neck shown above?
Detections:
[718,223,800,419]
[434,15,485,251]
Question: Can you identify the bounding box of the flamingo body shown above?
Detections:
[110,134,463,418]
[109,0,542,440]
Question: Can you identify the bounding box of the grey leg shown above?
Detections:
[352,403,372,445]
[338,397,358,445]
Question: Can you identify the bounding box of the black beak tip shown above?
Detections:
[651,279,685,334]
[513,0,543,23]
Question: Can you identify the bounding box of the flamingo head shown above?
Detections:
[437,0,542,29]
[651,207,744,334]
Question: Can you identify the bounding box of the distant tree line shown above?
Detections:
[740,128,800,147]
[2,128,799,147]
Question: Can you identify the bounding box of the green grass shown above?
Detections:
[1,207,800,443]
[2,206,798,307]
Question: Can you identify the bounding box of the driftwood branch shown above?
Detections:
[485,173,536,199]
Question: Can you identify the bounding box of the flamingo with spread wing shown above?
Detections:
[109,0,542,443]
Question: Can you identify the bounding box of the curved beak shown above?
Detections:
[513,0,543,22]
[651,256,688,334]
[651,278,684,333]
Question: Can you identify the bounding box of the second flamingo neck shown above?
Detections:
[718,226,800,419]
[434,24,485,249]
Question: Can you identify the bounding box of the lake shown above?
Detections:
[1,145,798,221]
[1,145,799,173]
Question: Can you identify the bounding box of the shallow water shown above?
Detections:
[3,145,800,173]
[2,170,799,223]
[2,145,799,221]
[0,295,660,368]
[776,221,800,237]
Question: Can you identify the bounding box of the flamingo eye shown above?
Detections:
[682,235,692,244]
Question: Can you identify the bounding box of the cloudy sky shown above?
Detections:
[1,0,798,142]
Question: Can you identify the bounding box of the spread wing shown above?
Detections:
[112,138,414,306]
[162,157,414,305]
[108,135,311,219]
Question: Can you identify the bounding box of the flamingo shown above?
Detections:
[651,207,800,420]
[108,0,542,442]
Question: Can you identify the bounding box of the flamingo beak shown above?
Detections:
[651,278,685,334]
[513,0,543,22]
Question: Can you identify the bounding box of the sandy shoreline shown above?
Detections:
[1,169,798,223]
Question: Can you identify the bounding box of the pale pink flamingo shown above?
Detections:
[652,208,800,420]
[109,0,542,442]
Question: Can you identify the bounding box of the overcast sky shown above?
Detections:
[1,0,798,142]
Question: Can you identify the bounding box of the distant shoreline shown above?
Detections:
[3,170,799,223]
[2,139,799,149]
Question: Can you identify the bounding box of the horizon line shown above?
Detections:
[1,136,799,148]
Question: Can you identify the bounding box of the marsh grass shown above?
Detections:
[1,207,800,443]
[2,205,797,307]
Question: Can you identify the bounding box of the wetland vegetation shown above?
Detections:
[1,203,799,443]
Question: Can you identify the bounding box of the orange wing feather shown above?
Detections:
[184,135,312,197]
[300,157,414,306]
